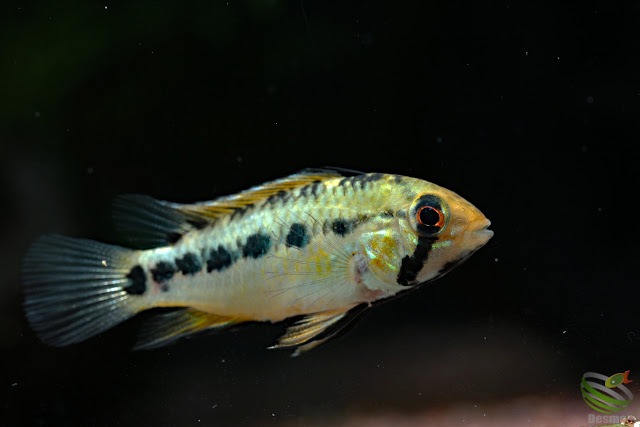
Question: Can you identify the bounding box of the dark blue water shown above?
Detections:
[2,1,637,425]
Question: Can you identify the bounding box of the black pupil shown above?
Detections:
[419,206,440,226]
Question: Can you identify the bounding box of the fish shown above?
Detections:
[22,168,493,355]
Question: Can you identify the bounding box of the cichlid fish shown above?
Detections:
[23,168,493,355]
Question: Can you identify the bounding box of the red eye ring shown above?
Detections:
[416,205,445,228]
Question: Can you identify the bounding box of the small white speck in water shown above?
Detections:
[104,6,108,9]
[436,136,443,143]
[494,258,498,262]
[562,330,567,334]
[101,260,108,267]
[587,96,594,104]
[34,112,41,118]
[212,405,217,409]
[12,383,17,387]
[525,51,529,56]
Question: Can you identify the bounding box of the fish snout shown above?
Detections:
[467,218,494,247]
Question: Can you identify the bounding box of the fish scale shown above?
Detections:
[22,168,493,354]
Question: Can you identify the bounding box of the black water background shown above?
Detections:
[1,1,638,425]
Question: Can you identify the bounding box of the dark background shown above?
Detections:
[1,1,638,425]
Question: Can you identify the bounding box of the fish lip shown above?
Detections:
[472,219,492,233]
[471,219,494,240]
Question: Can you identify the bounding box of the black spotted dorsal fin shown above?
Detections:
[269,304,367,356]
[174,169,346,220]
[133,308,241,350]
[114,169,350,248]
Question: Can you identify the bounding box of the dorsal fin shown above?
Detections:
[113,194,209,249]
[174,169,346,221]
[113,169,352,248]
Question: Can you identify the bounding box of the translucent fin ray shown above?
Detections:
[134,308,242,350]
[269,304,367,356]
[22,235,141,347]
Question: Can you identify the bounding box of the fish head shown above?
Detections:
[394,178,493,287]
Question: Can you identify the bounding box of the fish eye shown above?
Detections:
[410,194,448,237]
[417,206,445,228]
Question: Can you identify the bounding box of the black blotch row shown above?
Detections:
[242,233,271,258]
[397,237,434,286]
[151,261,176,283]
[338,173,385,189]
[207,246,233,272]
[124,265,147,295]
[286,223,310,248]
[332,218,354,237]
[175,252,203,275]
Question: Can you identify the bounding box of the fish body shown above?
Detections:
[23,169,493,354]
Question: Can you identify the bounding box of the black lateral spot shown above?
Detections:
[332,218,354,237]
[207,246,233,272]
[286,223,310,248]
[397,237,434,286]
[379,210,394,218]
[242,233,271,258]
[124,265,147,295]
[175,252,202,275]
[151,262,175,283]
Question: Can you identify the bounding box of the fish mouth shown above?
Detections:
[470,219,494,244]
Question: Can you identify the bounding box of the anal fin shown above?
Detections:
[134,308,240,350]
[269,304,367,357]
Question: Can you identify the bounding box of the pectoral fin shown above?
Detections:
[134,308,241,350]
[269,304,367,356]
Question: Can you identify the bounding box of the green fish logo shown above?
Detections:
[606,370,633,388]
[581,371,634,414]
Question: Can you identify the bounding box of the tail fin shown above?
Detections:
[22,235,144,347]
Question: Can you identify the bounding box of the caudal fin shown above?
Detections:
[22,235,144,346]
